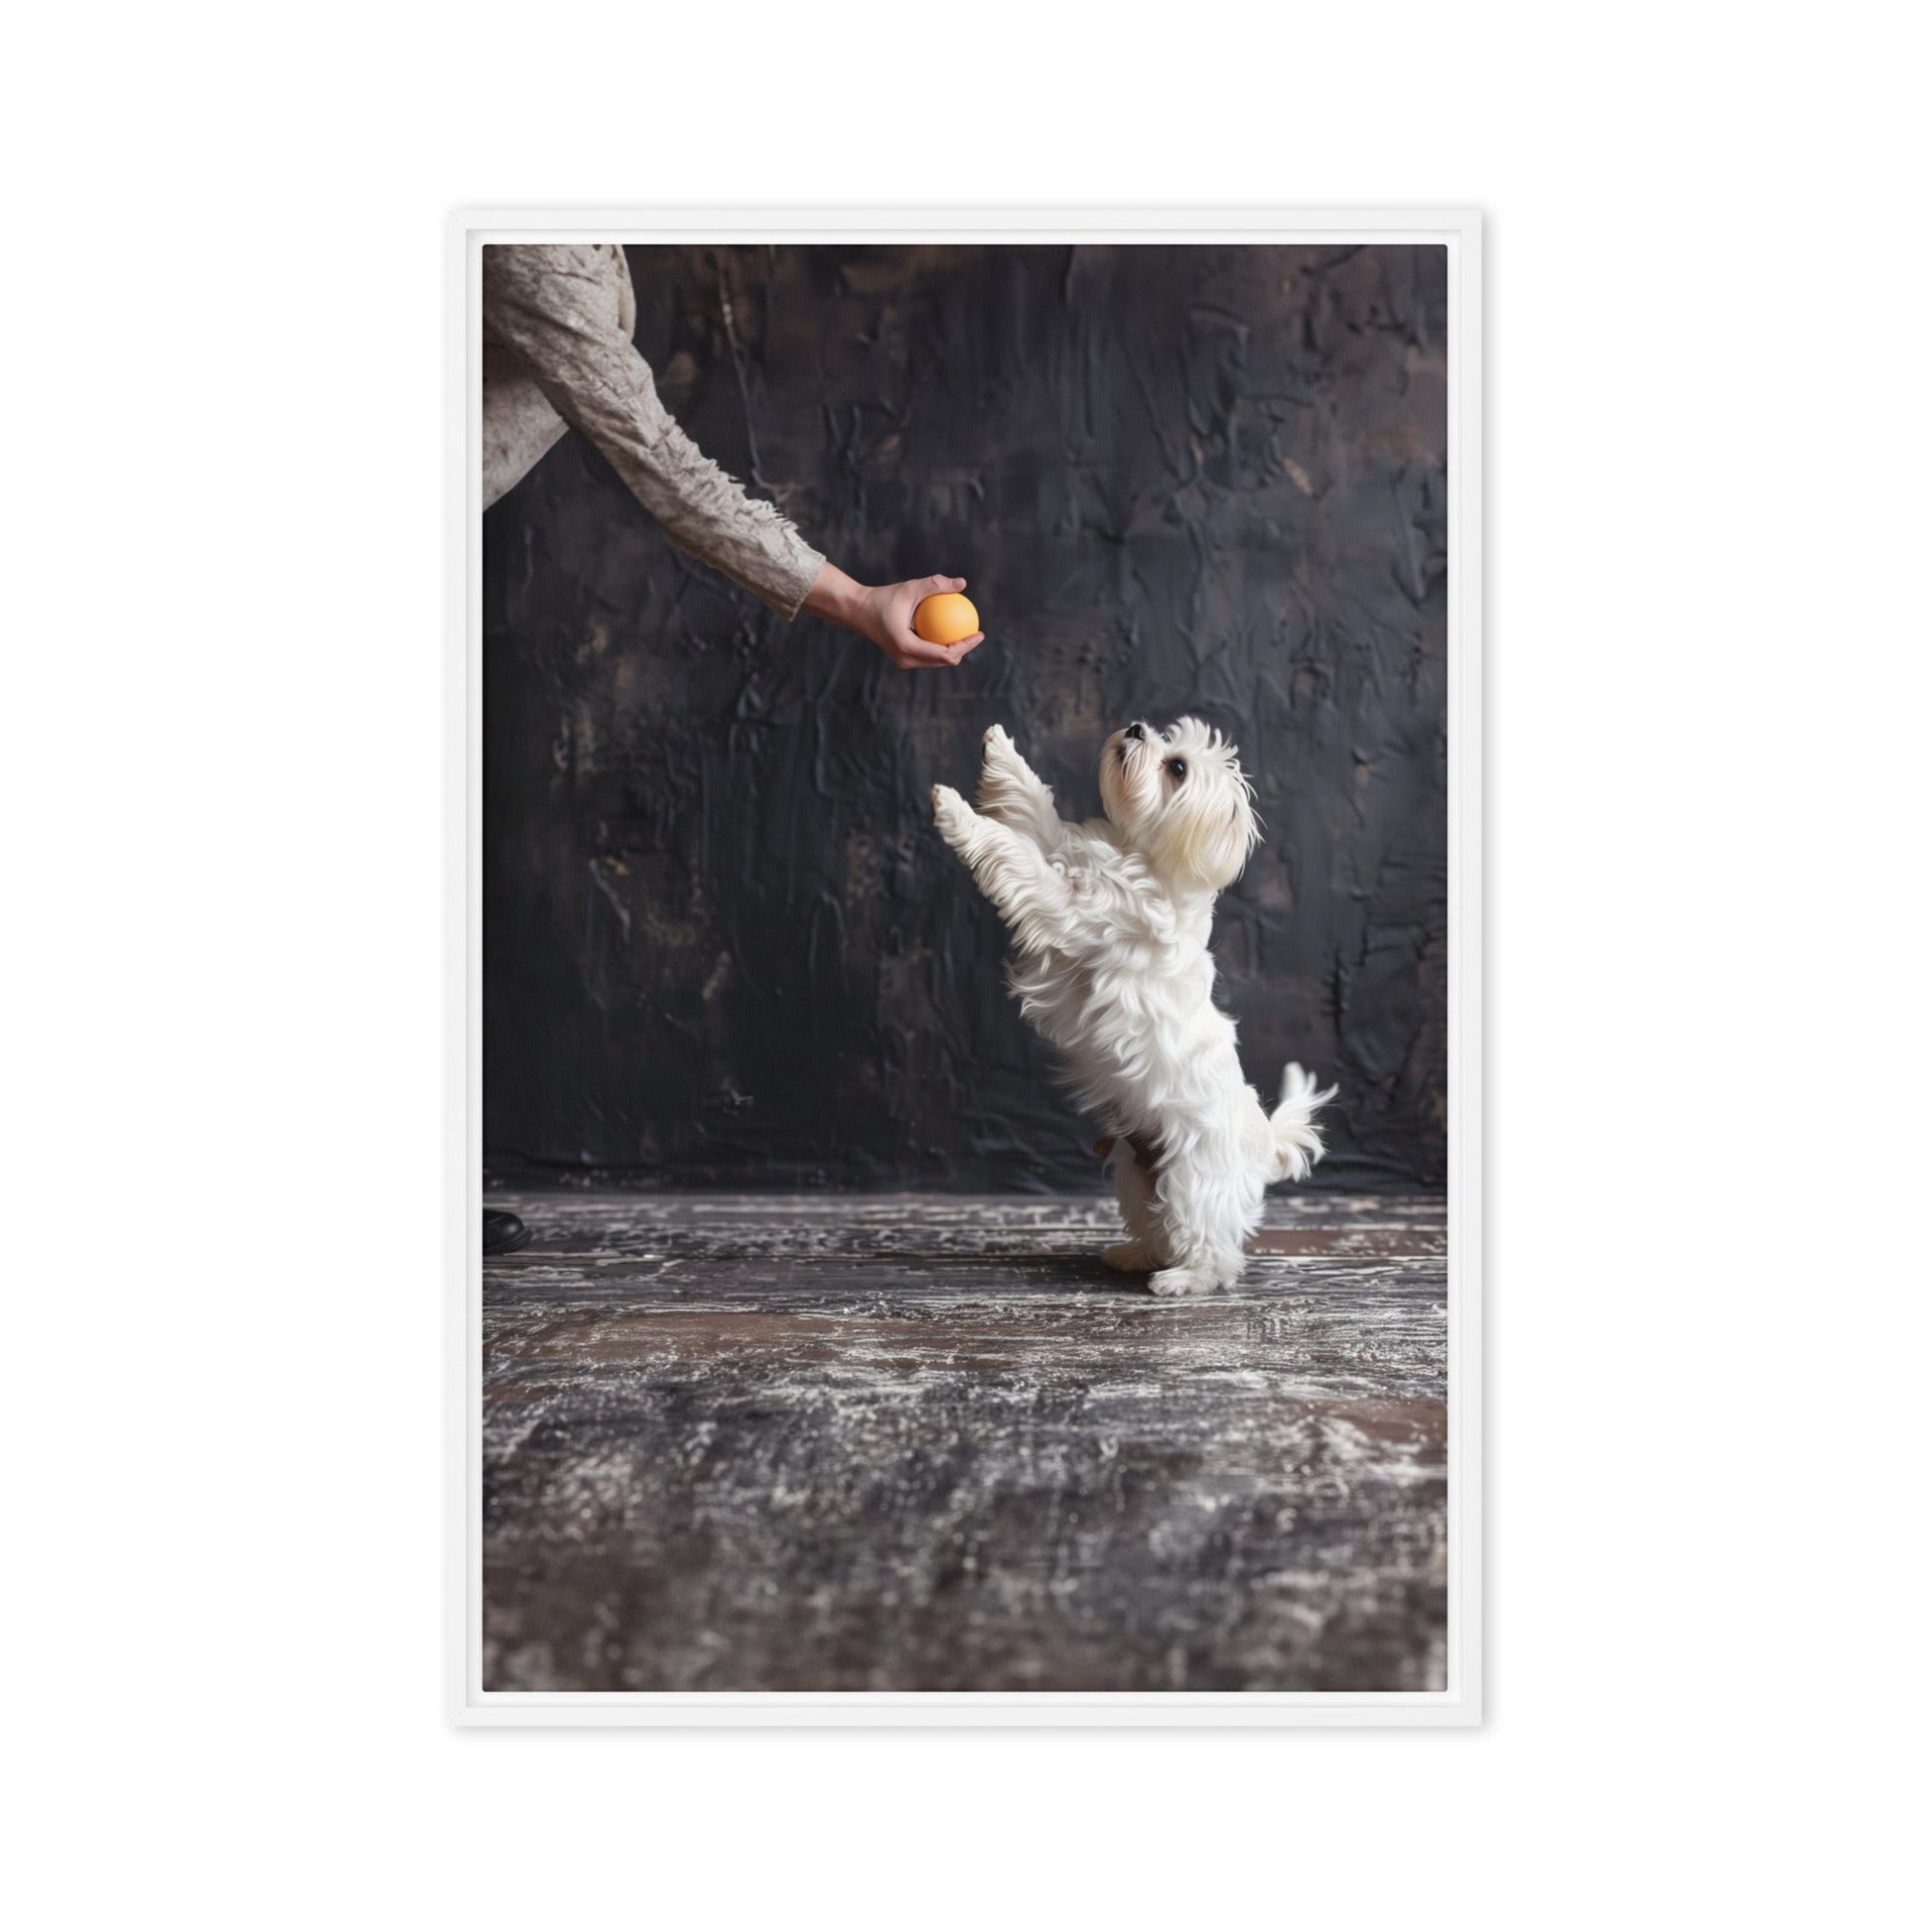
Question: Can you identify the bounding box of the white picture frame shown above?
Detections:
[448,207,1483,1725]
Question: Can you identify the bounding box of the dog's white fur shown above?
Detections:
[932,720,1335,1296]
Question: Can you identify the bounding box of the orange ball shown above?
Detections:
[912,592,980,645]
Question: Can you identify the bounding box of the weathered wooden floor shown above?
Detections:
[483,1191,1448,1694]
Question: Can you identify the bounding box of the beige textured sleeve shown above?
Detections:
[482,246,825,619]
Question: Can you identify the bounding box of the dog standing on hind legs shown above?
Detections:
[932,719,1336,1296]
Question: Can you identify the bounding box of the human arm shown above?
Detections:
[483,245,823,616]
[483,248,984,668]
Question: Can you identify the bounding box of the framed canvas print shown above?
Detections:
[449,207,1482,1725]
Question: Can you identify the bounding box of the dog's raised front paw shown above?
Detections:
[931,783,974,841]
[978,724,1024,794]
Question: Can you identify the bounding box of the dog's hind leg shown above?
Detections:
[1103,1142,1167,1272]
[1145,1146,1255,1298]
[976,725,1068,854]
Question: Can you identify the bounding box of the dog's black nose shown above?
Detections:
[1124,721,1145,741]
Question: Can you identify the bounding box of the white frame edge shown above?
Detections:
[447,207,1484,1727]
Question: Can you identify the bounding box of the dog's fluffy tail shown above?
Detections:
[1269,1062,1337,1182]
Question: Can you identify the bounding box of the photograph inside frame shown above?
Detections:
[476,233,1457,1701]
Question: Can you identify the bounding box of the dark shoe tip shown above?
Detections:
[483,1208,532,1257]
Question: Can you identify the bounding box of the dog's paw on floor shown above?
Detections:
[1148,1263,1234,1298]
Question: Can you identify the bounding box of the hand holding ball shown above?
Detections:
[912,592,981,646]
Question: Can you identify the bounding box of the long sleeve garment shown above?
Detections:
[481,245,825,619]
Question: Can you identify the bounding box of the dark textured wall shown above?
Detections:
[483,244,1447,1191]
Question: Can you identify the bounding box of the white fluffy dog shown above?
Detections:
[932,719,1335,1297]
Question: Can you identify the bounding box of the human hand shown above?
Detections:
[802,564,985,669]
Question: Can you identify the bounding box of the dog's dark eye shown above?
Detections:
[1167,759,1187,781]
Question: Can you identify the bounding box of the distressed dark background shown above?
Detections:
[483,243,1447,1191]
